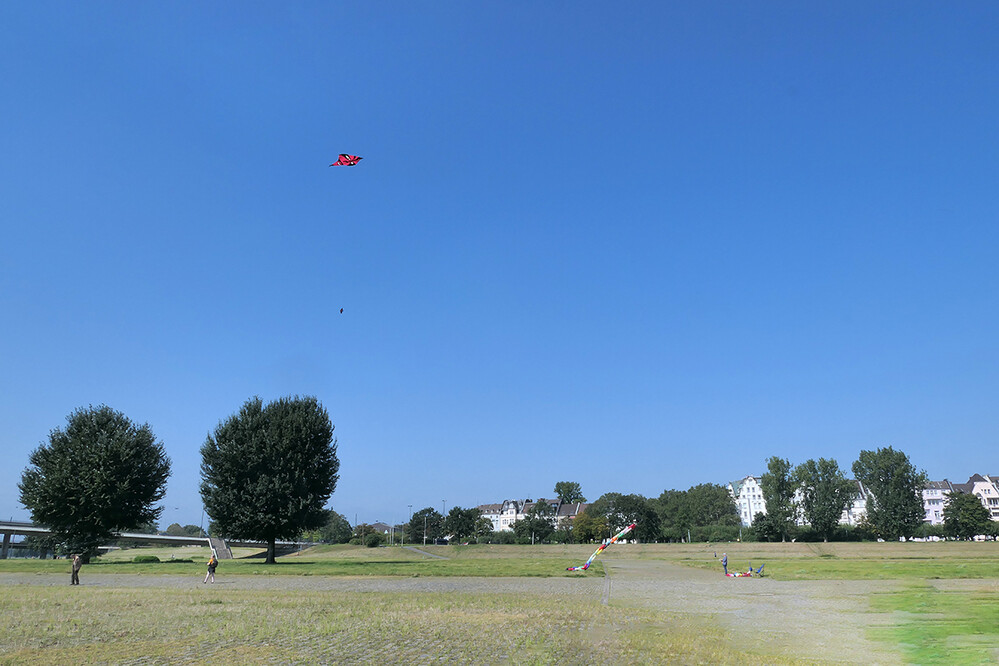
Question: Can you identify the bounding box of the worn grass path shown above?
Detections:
[603,558,904,665]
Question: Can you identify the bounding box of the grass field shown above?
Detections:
[1,541,997,664]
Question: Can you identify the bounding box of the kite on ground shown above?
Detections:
[567,523,636,571]
[726,563,765,578]
[330,154,363,166]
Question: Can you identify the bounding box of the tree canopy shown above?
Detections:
[165,523,205,537]
[656,484,739,541]
[943,492,991,540]
[554,481,586,504]
[586,493,659,542]
[571,509,608,542]
[18,405,171,559]
[793,458,855,542]
[199,396,339,563]
[406,507,443,544]
[760,456,797,542]
[303,509,353,544]
[852,447,926,540]
[444,506,486,542]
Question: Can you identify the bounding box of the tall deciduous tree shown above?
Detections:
[793,458,855,542]
[18,405,171,559]
[656,485,739,541]
[444,506,484,542]
[406,507,443,544]
[586,493,660,542]
[943,492,991,540]
[554,481,586,504]
[852,447,926,541]
[303,510,352,544]
[760,457,797,542]
[200,396,339,563]
[571,509,608,542]
[513,501,556,544]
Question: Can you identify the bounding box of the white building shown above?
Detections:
[477,499,587,532]
[922,480,955,525]
[727,476,766,526]
[840,480,868,526]
[960,475,999,521]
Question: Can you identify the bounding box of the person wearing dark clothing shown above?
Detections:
[71,554,82,585]
[204,555,218,583]
[721,552,728,575]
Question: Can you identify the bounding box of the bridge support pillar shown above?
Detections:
[1,533,10,559]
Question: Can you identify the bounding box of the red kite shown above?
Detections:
[330,154,363,166]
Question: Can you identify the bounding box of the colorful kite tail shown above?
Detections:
[567,523,637,571]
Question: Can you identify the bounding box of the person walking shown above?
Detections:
[204,555,218,583]
[71,554,82,585]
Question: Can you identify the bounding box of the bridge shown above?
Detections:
[0,521,312,559]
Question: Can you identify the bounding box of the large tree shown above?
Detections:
[943,491,991,540]
[760,456,797,542]
[585,493,660,542]
[793,458,855,542]
[656,485,739,541]
[512,501,556,544]
[18,405,171,559]
[200,396,339,563]
[554,481,586,504]
[852,447,926,540]
[406,507,443,545]
[444,506,484,542]
[303,509,352,544]
[571,509,608,542]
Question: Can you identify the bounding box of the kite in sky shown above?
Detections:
[567,523,636,571]
[329,154,363,166]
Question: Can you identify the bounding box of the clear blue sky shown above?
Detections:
[3,3,998,529]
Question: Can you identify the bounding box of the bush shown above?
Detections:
[481,530,516,544]
[364,533,383,548]
[132,555,160,563]
[348,538,362,545]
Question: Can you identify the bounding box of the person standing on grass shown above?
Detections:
[721,552,728,575]
[204,555,218,583]
[71,554,82,585]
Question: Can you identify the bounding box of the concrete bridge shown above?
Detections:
[0,521,312,559]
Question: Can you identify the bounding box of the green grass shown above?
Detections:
[6,541,999,581]
[868,583,999,665]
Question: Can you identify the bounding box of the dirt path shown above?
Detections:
[603,559,903,665]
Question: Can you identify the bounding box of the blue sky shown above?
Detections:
[2,3,998,529]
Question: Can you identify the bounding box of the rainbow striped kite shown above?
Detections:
[567,522,636,571]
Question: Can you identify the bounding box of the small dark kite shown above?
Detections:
[340,308,344,314]
[330,154,363,166]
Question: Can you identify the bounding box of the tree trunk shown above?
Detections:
[266,539,276,564]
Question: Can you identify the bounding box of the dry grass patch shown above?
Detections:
[0,581,808,664]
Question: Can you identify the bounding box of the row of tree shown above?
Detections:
[757,448,925,542]
[19,397,340,563]
[20,403,989,559]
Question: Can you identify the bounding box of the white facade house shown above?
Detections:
[477,499,587,532]
[963,475,999,521]
[922,481,955,525]
[840,480,868,526]
[727,476,766,526]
